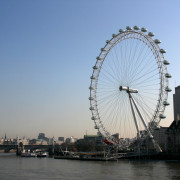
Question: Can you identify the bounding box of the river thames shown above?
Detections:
[0,153,180,180]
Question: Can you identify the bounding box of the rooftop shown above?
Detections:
[175,86,180,90]
[167,120,180,132]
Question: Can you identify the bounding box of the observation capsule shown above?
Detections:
[165,73,172,78]
[126,26,132,30]
[165,87,172,92]
[89,107,95,110]
[94,125,99,129]
[93,66,98,70]
[160,49,166,53]
[89,97,94,100]
[155,126,160,130]
[163,60,170,65]
[96,56,102,60]
[91,116,96,120]
[106,40,110,43]
[141,27,147,32]
[154,39,161,44]
[90,76,95,80]
[101,48,107,51]
[89,86,94,90]
[134,26,140,30]
[119,29,124,33]
[159,114,166,119]
[163,101,170,106]
[112,34,117,38]
[148,32,155,37]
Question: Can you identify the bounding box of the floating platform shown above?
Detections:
[54,156,117,161]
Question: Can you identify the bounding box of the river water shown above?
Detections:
[0,153,180,180]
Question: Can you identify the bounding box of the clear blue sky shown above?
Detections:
[0,0,180,139]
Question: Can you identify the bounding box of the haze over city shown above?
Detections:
[1,0,180,139]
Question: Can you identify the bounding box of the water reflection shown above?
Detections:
[0,153,179,180]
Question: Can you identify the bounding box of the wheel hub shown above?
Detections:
[119,86,138,93]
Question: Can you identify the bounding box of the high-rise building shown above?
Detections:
[166,86,180,152]
[173,86,180,121]
[38,133,45,140]
[58,137,64,142]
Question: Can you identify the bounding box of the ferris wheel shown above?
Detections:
[89,26,171,151]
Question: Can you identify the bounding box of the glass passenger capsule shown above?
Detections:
[148,32,155,37]
[91,116,96,120]
[163,60,170,65]
[163,101,170,106]
[155,126,160,130]
[160,49,166,53]
[141,27,147,32]
[94,125,99,129]
[93,66,98,70]
[89,107,95,110]
[165,87,172,92]
[154,39,161,44]
[90,76,95,80]
[134,26,140,30]
[96,56,101,60]
[89,97,94,100]
[112,34,117,38]
[119,29,124,33]
[126,26,132,30]
[89,86,94,90]
[101,48,107,51]
[165,73,172,78]
[159,114,166,119]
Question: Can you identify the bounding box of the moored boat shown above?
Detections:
[21,150,36,157]
[37,151,48,157]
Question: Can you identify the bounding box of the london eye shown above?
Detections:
[89,26,171,151]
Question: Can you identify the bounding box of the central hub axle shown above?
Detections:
[119,86,138,93]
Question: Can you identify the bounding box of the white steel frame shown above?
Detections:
[89,27,170,149]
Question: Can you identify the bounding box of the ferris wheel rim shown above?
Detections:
[89,27,170,147]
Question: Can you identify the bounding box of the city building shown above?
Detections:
[0,134,17,145]
[56,137,65,145]
[173,86,180,121]
[0,138,4,145]
[65,136,78,144]
[35,139,48,145]
[17,137,29,145]
[48,137,55,145]
[166,86,180,152]
[58,137,64,142]
[38,133,45,140]
[84,134,103,145]
[153,127,168,151]
[112,133,120,140]
[37,133,49,142]
[166,116,180,152]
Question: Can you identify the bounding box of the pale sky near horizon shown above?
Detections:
[0,0,180,140]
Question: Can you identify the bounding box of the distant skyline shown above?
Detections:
[0,0,180,139]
